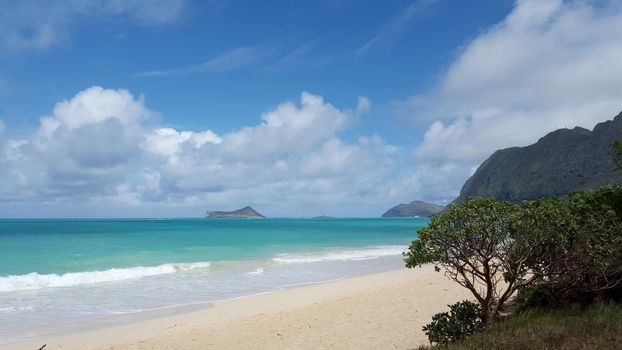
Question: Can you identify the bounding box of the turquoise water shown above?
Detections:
[0,218,423,275]
[0,218,425,343]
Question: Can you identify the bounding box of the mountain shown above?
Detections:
[382,201,445,218]
[454,112,622,203]
[205,206,265,218]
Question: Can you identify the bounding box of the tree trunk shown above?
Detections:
[481,305,495,326]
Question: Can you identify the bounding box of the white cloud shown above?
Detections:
[354,0,438,55]
[219,92,348,158]
[0,86,153,202]
[35,86,151,177]
[136,46,271,77]
[263,42,316,73]
[435,0,622,118]
[144,128,221,158]
[0,0,185,51]
[136,92,393,204]
[0,87,423,216]
[400,0,622,200]
[355,96,371,115]
[40,86,152,133]
[102,0,185,25]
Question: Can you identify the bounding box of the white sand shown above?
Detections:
[3,265,471,350]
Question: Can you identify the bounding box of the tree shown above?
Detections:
[404,198,537,325]
[515,191,622,304]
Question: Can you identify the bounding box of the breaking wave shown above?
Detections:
[272,246,405,264]
[0,262,211,293]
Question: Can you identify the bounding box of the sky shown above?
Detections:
[0,0,621,217]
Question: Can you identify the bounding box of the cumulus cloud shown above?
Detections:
[39,86,152,134]
[37,86,152,168]
[218,92,349,158]
[0,87,422,216]
[398,0,622,200]
[412,0,622,160]
[0,0,185,51]
[136,91,398,206]
[143,128,222,159]
[0,86,153,202]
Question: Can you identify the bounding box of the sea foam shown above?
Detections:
[0,262,211,293]
[245,267,265,276]
[0,306,35,314]
[272,246,405,264]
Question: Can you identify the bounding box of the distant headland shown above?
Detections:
[205,206,265,218]
[381,200,445,218]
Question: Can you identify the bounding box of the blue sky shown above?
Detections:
[2,0,512,138]
[0,0,621,217]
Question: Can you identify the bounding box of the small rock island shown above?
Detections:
[205,206,265,218]
[381,200,445,218]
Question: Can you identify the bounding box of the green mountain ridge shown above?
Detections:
[454,111,622,203]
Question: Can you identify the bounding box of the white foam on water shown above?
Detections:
[245,267,264,276]
[272,246,406,264]
[0,261,211,292]
[0,306,35,313]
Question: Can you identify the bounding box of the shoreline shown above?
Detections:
[2,265,471,350]
[1,274,355,346]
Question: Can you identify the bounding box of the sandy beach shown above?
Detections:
[3,265,470,350]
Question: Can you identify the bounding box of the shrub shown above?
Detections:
[422,300,484,344]
[513,190,622,307]
[418,303,622,350]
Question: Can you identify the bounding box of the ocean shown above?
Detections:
[0,218,425,343]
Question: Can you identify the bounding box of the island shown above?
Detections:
[381,200,445,218]
[205,206,265,218]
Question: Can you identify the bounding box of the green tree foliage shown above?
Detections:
[577,186,622,220]
[404,198,537,325]
[406,189,622,325]
[422,300,485,344]
[513,189,622,306]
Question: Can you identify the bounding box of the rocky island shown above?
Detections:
[205,206,265,218]
[381,200,445,218]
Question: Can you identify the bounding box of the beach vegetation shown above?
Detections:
[422,300,484,344]
[409,187,622,346]
[511,190,622,309]
[417,303,622,350]
[404,198,532,325]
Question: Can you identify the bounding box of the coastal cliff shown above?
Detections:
[205,206,265,218]
[454,112,622,203]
